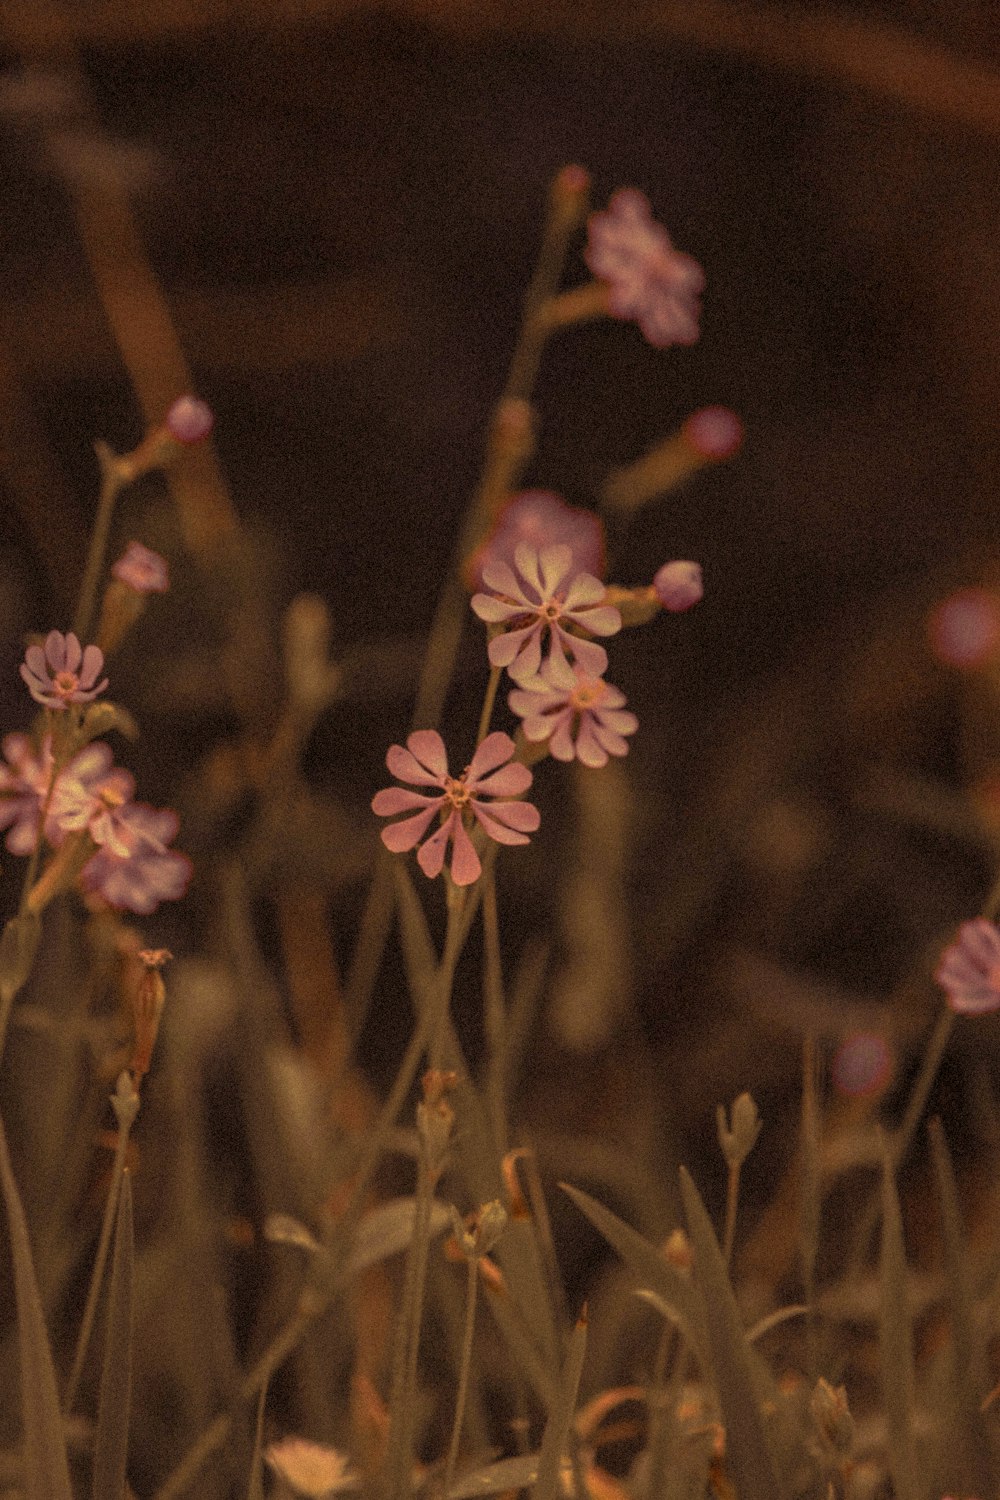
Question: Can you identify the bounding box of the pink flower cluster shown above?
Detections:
[936,918,1000,1015]
[5,631,191,914]
[585,188,705,348]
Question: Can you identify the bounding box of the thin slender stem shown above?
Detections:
[721,1162,740,1268]
[482,868,507,1152]
[62,1098,139,1415]
[443,1256,480,1500]
[74,446,125,643]
[383,1165,435,1500]
[476,665,502,748]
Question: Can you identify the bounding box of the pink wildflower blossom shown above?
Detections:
[47,741,137,855]
[936,918,1000,1014]
[585,188,705,348]
[465,491,605,592]
[654,560,704,613]
[683,406,744,460]
[0,733,54,854]
[20,630,108,710]
[508,660,638,768]
[80,802,192,915]
[165,394,214,444]
[372,729,539,886]
[471,543,621,684]
[111,540,169,594]
[927,587,1000,671]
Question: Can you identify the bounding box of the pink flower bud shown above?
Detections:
[165,395,214,444]
[927,586,1000,670]
[682,406,744,461]
[653,560,703,612]
[111,541,169,595]
[831,1032,893,1098]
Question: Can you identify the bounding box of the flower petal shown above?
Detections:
[473,761,533,798]
[465,732,517,782]
[381,805,439,853]
[473,799,540,836]
[406,730,449,778]
[417,813,458,880]
[372,787,441,817]
[574,717,610,768]
[448,817,482,885]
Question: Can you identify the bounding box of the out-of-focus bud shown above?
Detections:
[283,593,340,715]
[448,1198,508,1260]
[653,560,703,613]
[550,162,591,219]
[165,395,214,445]
[603,407,743,510]
[717,1092,762,1169]
[809,1377,853,1453]
[111,1068,140,1132]
[662,1227,693,1273]
[927,586,1000,671]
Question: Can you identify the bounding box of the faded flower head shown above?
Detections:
[936,918,1000,1015]
[164,394,214,444]
[0,733,54,854]
[20,630,108,710]
[465,491,605,592]
[471,543,621,684]
[585,188,704,348]
[111,540,169,595]
[265,1435,358,1497]
[80,802,192,915]
[508,659,637,768]
[653,560,703,613]
[372,729,539,886]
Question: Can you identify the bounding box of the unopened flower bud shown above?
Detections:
[682,406,744,461]
[653,561,703,613]
[111,1068,140,1131]
[130,948,171,1081]
[662,1227,693,1272]
[283,593,340,714]
[550,163,590,218]
[165,395,214,444]
[809,1377,853,1453]
[717,1092,762,1168]
[448,1199,508,1260]
[112,541,169,595]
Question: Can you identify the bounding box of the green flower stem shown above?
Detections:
[482,867,507,1152]
[382,1161,437,1500]
[62,1083,140,1417]
[476,665,502,748]
[721,1161,740,1269]
[442,1254,480,1500]
[74,443,127,643]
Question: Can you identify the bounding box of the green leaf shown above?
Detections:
[92,1171,135,1500]
[878,1140,918,1500]
[561,1182,708,1373]
[0,1113,72,1500]
[678,1167,785,1500]
[347,1196,452,1276]
[529,1312,586,1500]
[0,912,41,1004]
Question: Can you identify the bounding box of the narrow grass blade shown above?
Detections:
[245,1381,268,1500]
[0,1113,72,1500]
[482,1276,557,1407]
[678,1167,785,1500]
[927,1117,996,1493]
[92,1171,135,1500]
[561,1183,708,1373]
[529,1312,587,1500]
[878,1139,918,1500]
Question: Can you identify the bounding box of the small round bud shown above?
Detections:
[682,406,744,461]
[927,586,1000,670]
[662,1227,693,1272]
[717,1092,761,1168]
[831,1031,893,1098]
[653,560,703,613]
[165,395,214,444]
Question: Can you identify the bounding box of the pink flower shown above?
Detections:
[372,730,539,886]
[653,560,703,613]
[927,587,1000,670]
[265,1436,358,1496]
[111,540,169,594]
[508,660,638,768]
[0,733,54,854]
[471,543,621,684]
[20,630,108,710]
[683,407,744,460]
[47,741,137,855]
[80,802,192,915]
[585,188,705,348]
[165,395,214,444]
[465,492,605,592]
[936,918,1000,1014]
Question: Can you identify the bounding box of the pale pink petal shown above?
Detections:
[590,720,631,758]
[575,717,611,768]
[24,645,47,679]
[47,630,73,670]
[561,573,607,610]
[537,543,573,596]
[488,622,540,670]
[567,603,621,637]
[512,544,547,600]
[473,761,533,798]
[465,731,517,782]
[549,719,577,761]
[79,644,105,689]
[386,741,446,788]
[504,629,544,682]
[471,595,528,624]
[519,712,557,742]
[371,787,441,816]
[448,817,482,885]
[560,633,609,677]
[598,708,639,737]
[381,806,439,853]
[417,813,458,879]
[508,686,563,717]
[406,730,449,778]
[473,799,540,836]
[480,558,526,600]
